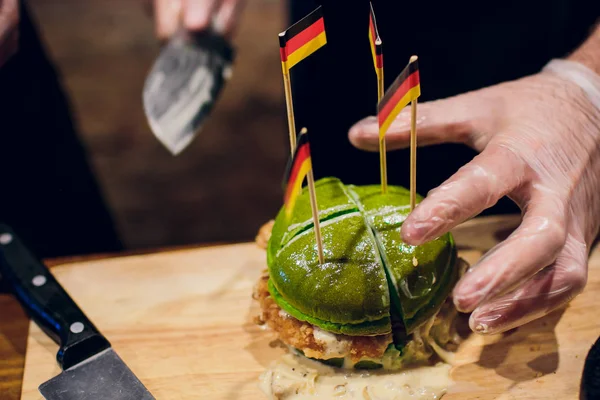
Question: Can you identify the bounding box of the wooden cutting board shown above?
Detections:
[20,216,600,399]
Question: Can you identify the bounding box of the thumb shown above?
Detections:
[154,0,183,39]
[348,90,493,152]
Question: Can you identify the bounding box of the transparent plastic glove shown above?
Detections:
[152,0,246,40]
[348,69,600,335]
[0,0,18,68]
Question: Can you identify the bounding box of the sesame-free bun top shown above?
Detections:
[267,177,457,336]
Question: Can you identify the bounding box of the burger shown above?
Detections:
[254,177,463,370]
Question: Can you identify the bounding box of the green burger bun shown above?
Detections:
[261,177,458,368]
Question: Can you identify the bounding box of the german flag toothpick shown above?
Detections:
[282,128,324,264]
[368,2,388,194]
[368,3,383,84]
[378,57,420,138]
[279,6,328,154]
[279,6,327,71]
[283,130,312,220]
[378,56,421,210]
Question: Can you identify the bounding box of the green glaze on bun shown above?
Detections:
[267,177,457,337]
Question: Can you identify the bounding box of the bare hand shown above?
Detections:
[152,0,245,40]
[349,71,600,335]
[0,0,19,68]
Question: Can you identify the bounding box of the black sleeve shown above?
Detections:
[0,2,123,258]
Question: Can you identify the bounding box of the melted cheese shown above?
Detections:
[312,327,350,358]
[259,353,451,400]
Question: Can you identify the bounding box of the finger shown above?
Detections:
[154,0,183,39]
[184,0,220,32]
[0,0,18,38]
[0,0,18,67]
[213,0,246,38]
[468,232,587,335]
[401,144,527,245]
[348,92,494,152]
[452,191,568,312]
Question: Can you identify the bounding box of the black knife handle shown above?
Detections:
[0,223,110,370]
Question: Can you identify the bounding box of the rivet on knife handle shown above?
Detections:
[0,224,110,370]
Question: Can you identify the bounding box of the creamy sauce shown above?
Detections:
[312,327,350,358]
[259,353,452,400]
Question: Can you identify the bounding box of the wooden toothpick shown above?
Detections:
[282,69,297,154]
[302,127,324,265]
[377,39,387,195]
[409,55,418,211]
[307,169,324,265]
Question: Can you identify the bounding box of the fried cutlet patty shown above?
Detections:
[253,272,392,362]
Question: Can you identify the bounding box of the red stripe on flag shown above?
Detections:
[369,17,376,45]
[279,47,287,62]
[284,143,311,202]
[285,18,325,56]
[376,54,383,69]
[378,70,420,125]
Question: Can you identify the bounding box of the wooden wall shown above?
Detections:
[28,0,288,249]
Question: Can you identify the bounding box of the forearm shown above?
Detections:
[568,22,600,75]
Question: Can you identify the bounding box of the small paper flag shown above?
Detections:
[282,130,312,220]
[378,58,420,139]
[368,3,383,77]
[279,6,327,71]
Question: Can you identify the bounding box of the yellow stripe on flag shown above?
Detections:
[284,158,312,220]
[286,31,327,70]
[368,32,383,80]
[379,85,421,138]
[369,29,376,70]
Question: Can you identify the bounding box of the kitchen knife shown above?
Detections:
[0,224,155,400]
[143,27,235,155]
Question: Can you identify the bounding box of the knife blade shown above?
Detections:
[143,28,235,155]
[0,223,155,400]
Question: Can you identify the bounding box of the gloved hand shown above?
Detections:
[152,0,246,40]
[348,64,600,335]
[0,0,18,68]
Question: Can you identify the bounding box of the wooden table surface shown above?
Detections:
[0,242,229,400]
[0,259,63,400]
[0,215,544,399]
[0,216,521,400]
[0,288,29,400]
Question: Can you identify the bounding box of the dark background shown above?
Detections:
[2,0,599,256]
[290,0,599,205]
[3,0,289,255]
